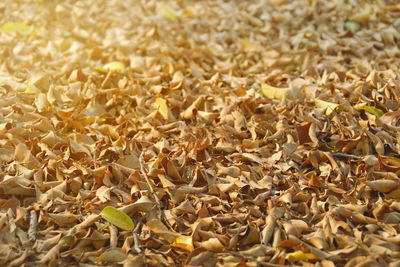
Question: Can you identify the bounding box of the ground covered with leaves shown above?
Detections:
[1,0,400,266]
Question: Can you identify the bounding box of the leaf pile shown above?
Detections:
[1,0,400,266]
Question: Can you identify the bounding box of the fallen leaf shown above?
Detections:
[314,98,344,116]
[100,206,134,231]
[367,180,398,193]
[161,3,178,20]
[96,61,125,73]
[261,82,300,100]
[385,188,400,199]
[146,219,180,243]
[1,22,31,35]
[171,236,194,252]
[97,249,127,264]
[378,155,400,171]
[199,237,224,252]
[345,21,361,31]
[356,105,384,117]
[24,85,41,94]
[286,250,318,262]
[155,97,169,120]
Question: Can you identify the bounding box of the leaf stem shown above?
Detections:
[139,151,165,221]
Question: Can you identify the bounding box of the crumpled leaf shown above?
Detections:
[385,188,400,199]
[367,179,398,193]
[146,219,180,243]
[100,206,134,231]
[199,237,224,252]
[286,251,318,262]
[1,22,31,35]
[378,155,400,171]
[96,61,125,73]
[2,1,400,266]
[158,174,175,189]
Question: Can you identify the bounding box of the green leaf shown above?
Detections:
[345,21,360,32]
[1,22,31,35]
[100,206,134,231]
[161,4,178,20]
[356,105,384,117]
[314,99,343,115]
[96,61,125,73]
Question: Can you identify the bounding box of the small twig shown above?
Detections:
[139,151,164,221]
[101,70,112,88]
[331,152,362,160]
[132,217,144,254]
[28,210,37,242]
[76,214,100,230]
[93,141,102,169]
[109,225,118,248]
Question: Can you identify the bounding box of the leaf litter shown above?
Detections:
[0,0,400,266]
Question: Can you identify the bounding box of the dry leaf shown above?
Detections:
[1,1,400,266]
[199,237,224,252]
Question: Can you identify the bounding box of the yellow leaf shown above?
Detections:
[158,174,175,188]
[155,97,169,120]
[171,236,194,252]
[181,9,194,18]
[286,251,318,262]
[100,206,134,231]
[161,4,178,20]
[24,84,41,94]
[314,98,344,115]
[261,83,287,100]
[1,22,31,35]
[96,61,125,73]
[261,83,301,101]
